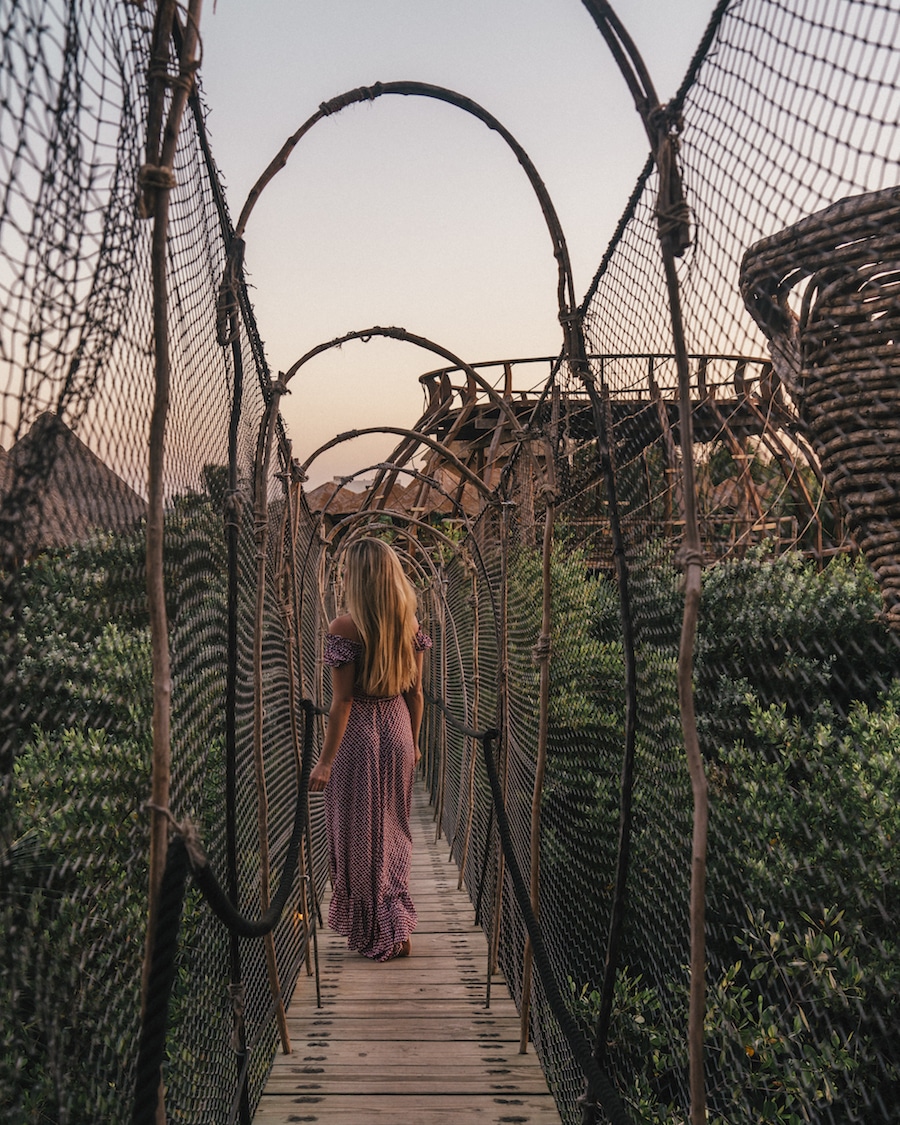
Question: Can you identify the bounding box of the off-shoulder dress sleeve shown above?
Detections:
[414,628,433,652]
[324,633,363,668]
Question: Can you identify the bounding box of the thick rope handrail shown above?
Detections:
[422,690,636,1123]
[131,698,320,1124]
[192,698,315,938]
[424,689,489,741]
[477,729,639,1125]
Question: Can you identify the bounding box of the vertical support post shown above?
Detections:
[519,495,554,1052]
[251,386,292,1056]
[139,6,203,1122]
[578,5,714,1116]
[660,241,708,1125]
[488,501,514,996]
[457,569,480,891]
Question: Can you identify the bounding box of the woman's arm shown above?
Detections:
[309,660,355,792]
[402,649,425,766]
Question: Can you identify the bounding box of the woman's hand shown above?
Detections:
[308,759,331,792]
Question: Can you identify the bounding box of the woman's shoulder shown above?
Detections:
[324,616,363,668]
[329,614,362,643]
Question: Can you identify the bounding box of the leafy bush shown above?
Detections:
[695,549,900,748]
[706,685,900,1122]
[572,908,867,1125]
[513,539,899,1122]
[1,473,232,1121]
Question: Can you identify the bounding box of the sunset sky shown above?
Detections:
[198,1,717,487]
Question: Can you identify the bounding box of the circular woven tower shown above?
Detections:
[740,186,900,626]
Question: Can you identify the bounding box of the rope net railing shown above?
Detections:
[1,2,318,1121]
[1,1,899,1124]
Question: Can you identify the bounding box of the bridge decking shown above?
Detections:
[254,783,562,1124]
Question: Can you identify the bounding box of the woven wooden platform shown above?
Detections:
[253,783,562,1124]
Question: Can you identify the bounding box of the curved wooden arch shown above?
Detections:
[285,326,530,444]
[284,325,545,497]
[298,424,497,504]
[294,483,500,655]
[232,80,578,323]
[321,509,499,633]
[311,461,476,526]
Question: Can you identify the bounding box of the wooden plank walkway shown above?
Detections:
[254,783,562,1124]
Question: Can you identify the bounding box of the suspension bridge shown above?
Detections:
[255,784,563,1125]
[2,3,899,1125]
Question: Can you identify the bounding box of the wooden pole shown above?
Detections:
[519,496,554,1052]
[141,5,203,1121]
[251,387,292,1055]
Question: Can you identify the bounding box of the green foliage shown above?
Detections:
[710,687,900,938]
[571,908,866,1125]
[695,548,899,748]
[706,908,863,1124]
[705,683,900,1120]
[2,537,155,1117]
[511,538,898,1121]
[1,470,233,1121]
[2,723,149,1122]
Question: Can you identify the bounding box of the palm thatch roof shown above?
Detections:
[0,412,146,557]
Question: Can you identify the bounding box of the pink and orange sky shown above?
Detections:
[199,1,716,487]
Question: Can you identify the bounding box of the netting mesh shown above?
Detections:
[1,2,312,1120]
[2,1,899,1123]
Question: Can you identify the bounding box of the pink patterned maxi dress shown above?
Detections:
[322,629,432,961]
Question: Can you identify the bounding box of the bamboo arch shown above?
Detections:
[220,65,640,1085]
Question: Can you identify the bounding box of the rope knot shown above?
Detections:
[320,82,384,117]
[170,58,200,95]
[216,238,245,344]
[145,802,208,870]
[675,543,704,569]
[224,488,244,528]
[656,199,693,239]
[137,163,177,219]
[649,101,684,140]
[138,163,177,191]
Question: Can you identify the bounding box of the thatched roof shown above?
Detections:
[0,412,146,556]
[304,481,367,516]
[304,476,405,512]
[303,470,483,523]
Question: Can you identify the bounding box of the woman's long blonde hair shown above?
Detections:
[343,537,419,697]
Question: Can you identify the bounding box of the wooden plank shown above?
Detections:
[253,1093,562,1124]
[269,1041,544,1067]
[293,999,518,1020]
[285,1017,528,1041]
[262,1075,555,1096]
[254,784,562,1124]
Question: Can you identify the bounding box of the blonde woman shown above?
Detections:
[309,537,431,961]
